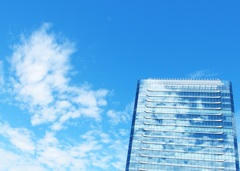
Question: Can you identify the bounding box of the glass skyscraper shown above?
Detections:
[126,79,239,171]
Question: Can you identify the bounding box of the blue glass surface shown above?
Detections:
[126,79,239,171]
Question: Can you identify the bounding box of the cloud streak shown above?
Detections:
[188,70,218,79]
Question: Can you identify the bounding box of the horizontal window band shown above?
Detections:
[141,134,224,141]
[138,168,234,171]
[147,89,221,93]
[139,154,225,162]
[146,99,222,104]
[143,128,224,134]
[141,140,224,148]
[146,94,221,99]
[140,148,224,155]
[144,116,223,122]
[144,110,223,116]
[145,105,222,110]
[138,161,225,169]
[143,122,223,128]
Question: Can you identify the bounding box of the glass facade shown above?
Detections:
[126,79,239,171]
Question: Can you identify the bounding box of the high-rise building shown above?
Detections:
[126,79,239,171]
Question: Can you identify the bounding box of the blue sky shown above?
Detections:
[0,1,240,170]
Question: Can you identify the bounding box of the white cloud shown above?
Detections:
[0,123,35,153]
[107,102,133,125]
[109,139,129,170]
[0,23,131,171]
[0,148,46,171]
[9,23,108,130]
[0,121,129,171]
[188,69,218,79]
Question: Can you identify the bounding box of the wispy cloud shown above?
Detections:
[9,23,108,130]
[0,123,35,153]
[0,23,131,171]
[107,102,133,125]
[188,70,218,79]
[0,120,129,171]
[0,148,46,171]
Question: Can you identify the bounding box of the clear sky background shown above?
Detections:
[0,1,240,170]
